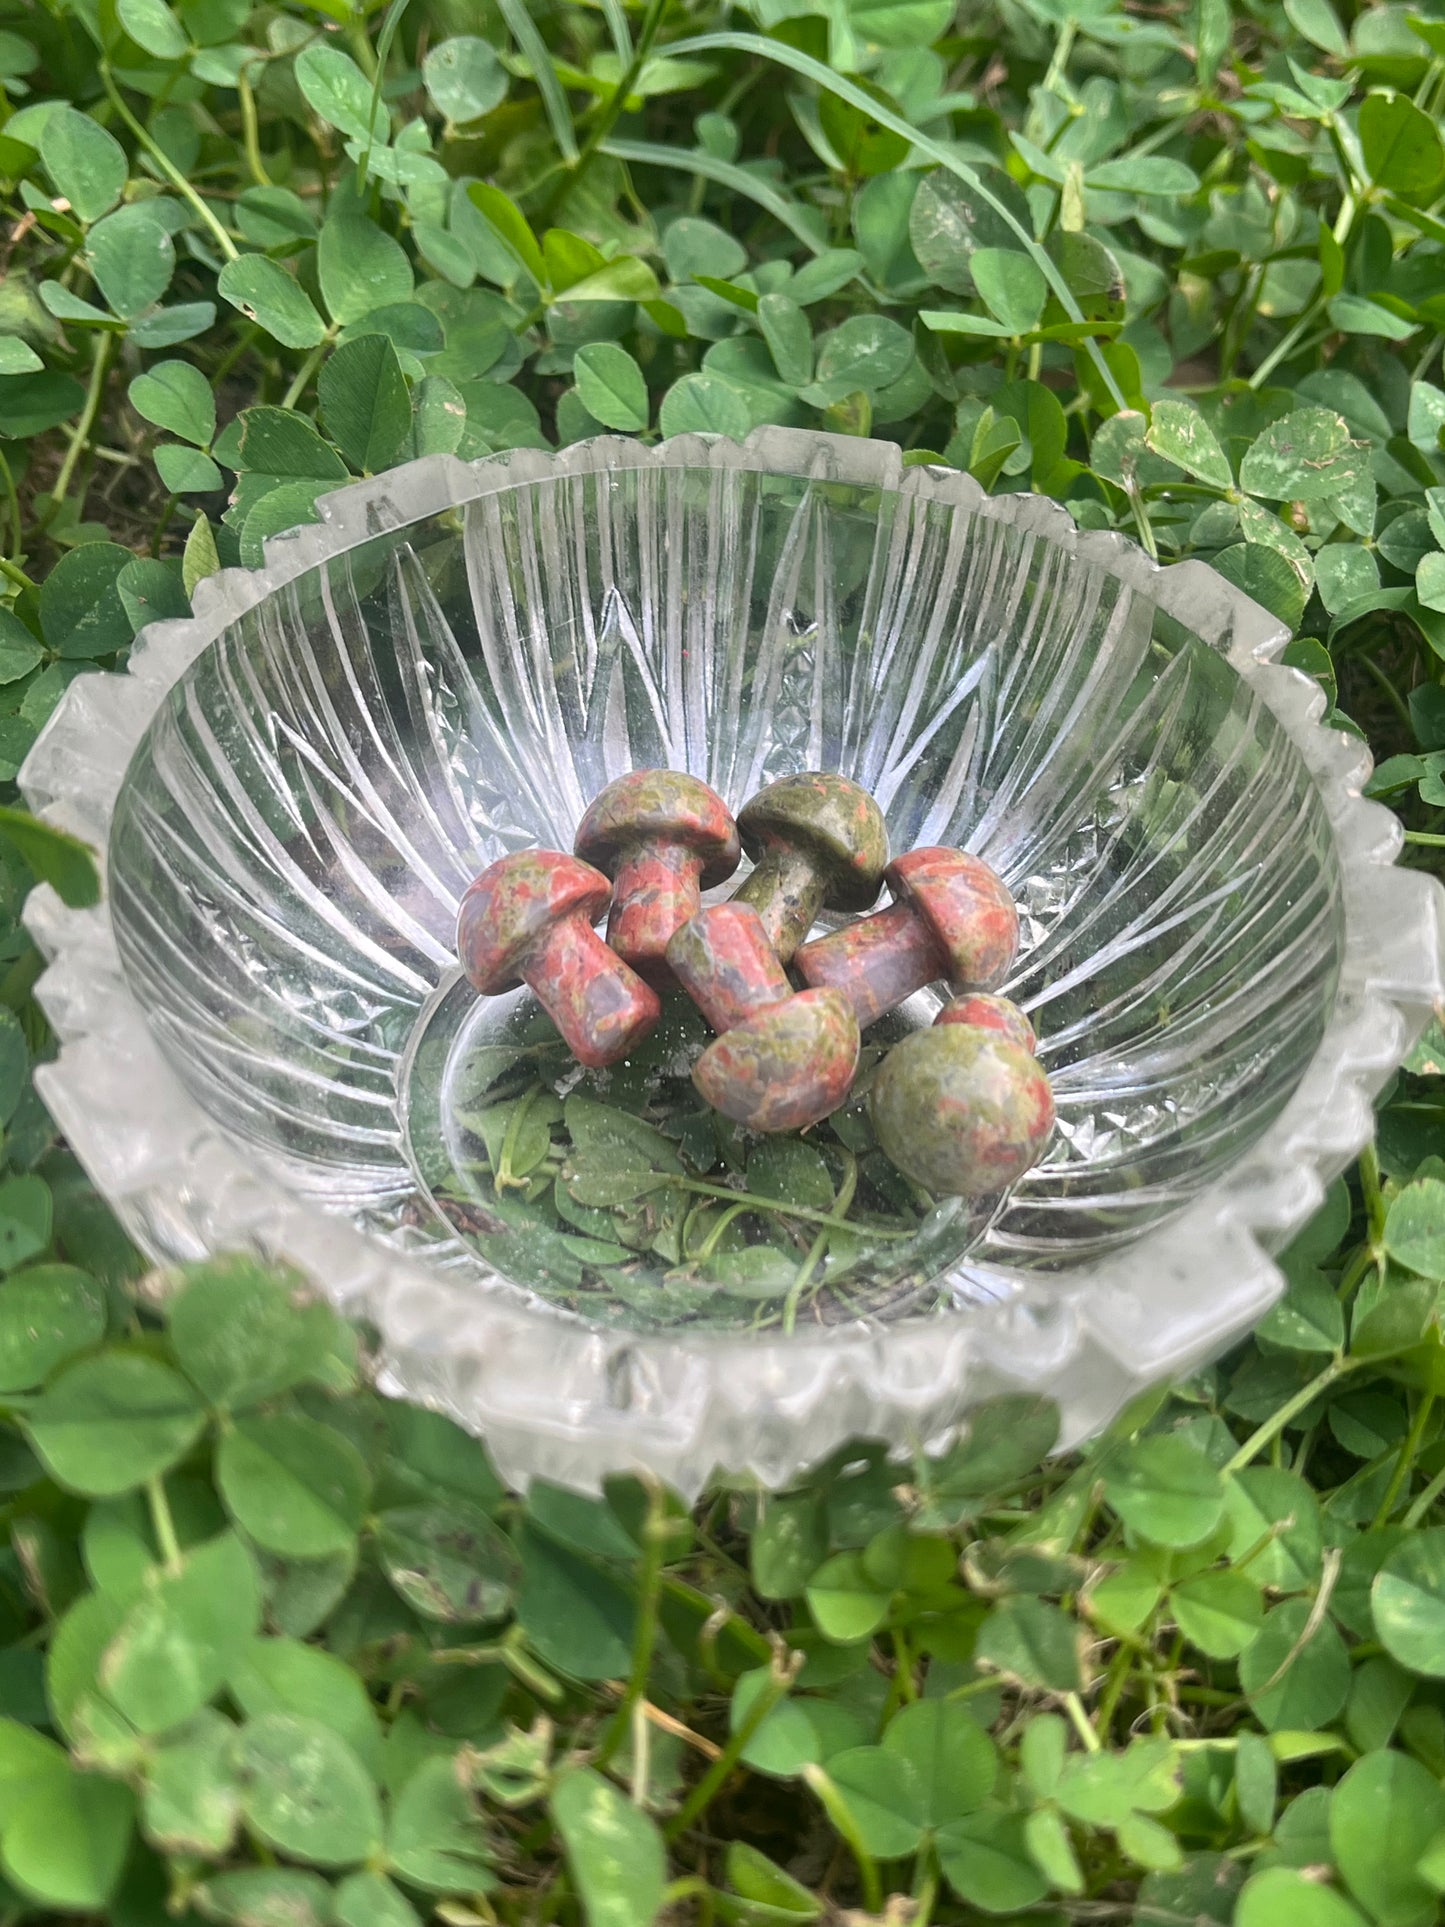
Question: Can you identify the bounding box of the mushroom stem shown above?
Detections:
[732,846,828,960]
[794,901,943,1028]
[607,841,708,985]
[528,914,661,1069]
[667,904,791,1033]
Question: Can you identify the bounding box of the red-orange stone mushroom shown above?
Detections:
[574,770,740,985]
[795,846,1018,1029]
[457,849,660,1069]
[667,902,860,1132]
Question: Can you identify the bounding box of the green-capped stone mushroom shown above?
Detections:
[870,1024,1054,1197]
[731,772,888,962]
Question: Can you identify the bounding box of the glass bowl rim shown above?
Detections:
[19,427,1445,1495]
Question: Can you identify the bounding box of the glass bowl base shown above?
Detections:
[399,974,1002,1334]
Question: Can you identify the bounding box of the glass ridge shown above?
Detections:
[19,429,1445,1494]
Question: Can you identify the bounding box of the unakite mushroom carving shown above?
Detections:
[667,902,860,1132]
[935,992,1036,1051]
[795,846,1018,1028]
[457,849,661,1069]
[870,1025,1054,1197]
[730,772,888,962]
[574,770,741,984]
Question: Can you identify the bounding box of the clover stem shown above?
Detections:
[675,1175,911,1238]
[237,72,272,188]
[49,331,113,515]
[593,1479,671,1771]
[100,63,240,262]
[666,1640,802,1838]
[1404,1456,1445,1529]
[1373,1390,1437,1528]
[1064,1690,1102,1752]
[802,1764,883,1912]
[1224,1354,1356,1472]
[781,1148,858,1334]
[147,1475,183,1574]
[1358,1140,1387,1246]
[280,339,332,411]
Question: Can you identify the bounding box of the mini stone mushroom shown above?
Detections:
[573,770,741,984]
[667,902,860,1132]
[457,849,660,1069]
[795,846,1018,1030]
[935,991,1036,1052]
[870,1025,1054,1198]
[730,772,889,963]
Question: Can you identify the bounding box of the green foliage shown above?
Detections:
[0,0,1443,1918]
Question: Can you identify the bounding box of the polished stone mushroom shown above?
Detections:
[574,770,741,984]
[667,902,860,1132]
[935,992,1036,1052]
[731,772,888,962]
[457,849,660,1069]
[870,1025,1054,1197]
[795,846,1018,1029]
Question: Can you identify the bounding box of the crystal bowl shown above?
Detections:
[21,430,1445,1494]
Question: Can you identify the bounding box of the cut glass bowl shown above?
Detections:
[21,429,1445,1494]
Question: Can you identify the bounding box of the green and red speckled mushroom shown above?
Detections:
[574,770,741,985]
[870,1025,1054,1197]
[667,902,860,1132]
[935,991,1036,1052]
[731,772,889,963]
[795,846,1018,1029]
[457,849,660,1069]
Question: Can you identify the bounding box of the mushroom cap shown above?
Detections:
[692,988,860,1132]
[935,992,1035,1052]
[887,847,1018,991]
[575,771,741,889]
[457,849,611,994]
[871,1026,1053,1197]
[736,773,888,913]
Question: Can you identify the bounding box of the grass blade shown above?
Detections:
[497,0,579,163]
[601,137,827,253]
[660,28,1126,408]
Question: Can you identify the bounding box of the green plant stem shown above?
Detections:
[542,0,669,223]
[1225,1355,1356,1471]
[593,1481,670,1771]
[0,557,36,594]
[675,1176,912,1238]
[237,73,272,188]
[782,1149,857,1334]
[280,340,332,411]
[1373,1390,1436,1527]
[1064,1691,1102,1752]
[1249,296,1324,389]
[1404,1457,1445,1528]
[665,1644,802,1839]
[1404,830,1445,847]
[1360,654,1413,733]
[911,1850,940,1927]
[802,1765,883,1913]
[1359,1140,1387,1247]
[147,1476,183,1573]
[49,331,114,515]
[99,63,239,262]
[0,448,23,564]
[1412,332,1444,383]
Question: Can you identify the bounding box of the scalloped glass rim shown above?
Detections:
[20,429,1445,1496]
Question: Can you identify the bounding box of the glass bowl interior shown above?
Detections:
[108,457,1340,1334]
